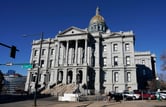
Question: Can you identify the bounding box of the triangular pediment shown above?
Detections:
[110,32,122,37]
[58,26,87,36]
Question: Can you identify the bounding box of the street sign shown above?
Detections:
[22,64,33,69]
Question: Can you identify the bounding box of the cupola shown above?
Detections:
[88,7,108,33]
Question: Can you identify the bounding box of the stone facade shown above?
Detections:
[25,8,156,94]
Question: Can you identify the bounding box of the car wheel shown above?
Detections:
[133,96,136,100]
[148,97,151,100]
[112,97,115,100]
[123,97,127,101]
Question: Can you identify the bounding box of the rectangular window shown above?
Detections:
[103,57,107,66]
[50,49,54,55]
[114,56,118,66]
[126,56,130,65]
[113,44,118,51]
[34,50,38,56]
[127,72,131,82]
[142,60,145,64]
[114,72,119,82]
[32,75,36,82]
[103,45,106,52]
[125,43,130,51]
[33,60,37,68]
[42,49,46,55]
[41,60,45,68]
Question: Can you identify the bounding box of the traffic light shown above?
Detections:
[10,46,16,58]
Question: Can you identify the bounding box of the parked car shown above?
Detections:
[123,91,140,100]
[156,91,166,100]
[111,93,123,102]
[135,91,156,100]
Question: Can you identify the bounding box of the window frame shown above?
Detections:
[114,72,119,82]
[125,43,130,51]
[113,44,118,51]
[34,50,38,56]
[127,72,131,82]
[103,57,107,66]
[41,60,45,68]
[50,48,54,55]
[42,49,46,55]
[103,45,107,52]
[114,56,118,66]
[126,56,130,65]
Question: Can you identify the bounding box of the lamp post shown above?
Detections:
[156,77,160,101]
[24,32,43,107]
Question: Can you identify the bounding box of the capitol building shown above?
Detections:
[25,7,157,95]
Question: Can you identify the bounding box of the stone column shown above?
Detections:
[94,38,100,93]
[120,41,125,67]
[73,68,77,83]
[84,39,87,65]
[95,69,100,93]
[95,38,100,67]
[65,41,69,65]
[87,47,90,65]
[74,40,78,65]
[54,69,58,84]
[82,68,87,84]
[55,41,60,66]
[62,42,65,65]
[49,71,54,85]
[63,69,67,84]
[53,45,57,67]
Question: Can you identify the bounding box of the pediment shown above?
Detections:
[110,32,122,37]
[58,26,87,36]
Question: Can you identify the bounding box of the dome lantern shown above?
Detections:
[88,7,108,33]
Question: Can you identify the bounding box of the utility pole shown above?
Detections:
[23,32,43,107]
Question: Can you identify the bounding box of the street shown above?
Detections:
[0,96,166,107]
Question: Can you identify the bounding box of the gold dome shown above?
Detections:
[88,7,107,33]
[90,7,105,25]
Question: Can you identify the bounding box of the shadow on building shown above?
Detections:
[136,64,155,90]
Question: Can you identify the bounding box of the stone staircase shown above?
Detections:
[41,83,77,96]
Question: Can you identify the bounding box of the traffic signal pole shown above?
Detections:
[0,42,19,58]
[23,32,44,107]
[34,32,43,107]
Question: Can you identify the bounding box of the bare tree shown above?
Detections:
[161,51,166,71]
[147,79,157,91]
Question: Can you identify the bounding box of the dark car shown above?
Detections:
[111,93,123,102]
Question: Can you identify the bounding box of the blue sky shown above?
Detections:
[0,0,166,76]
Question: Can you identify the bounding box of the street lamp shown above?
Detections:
[24,32,43,107]
[156,77,161,101]
[156,77,160,91]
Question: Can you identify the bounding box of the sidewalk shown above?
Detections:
[51,100,166,107]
